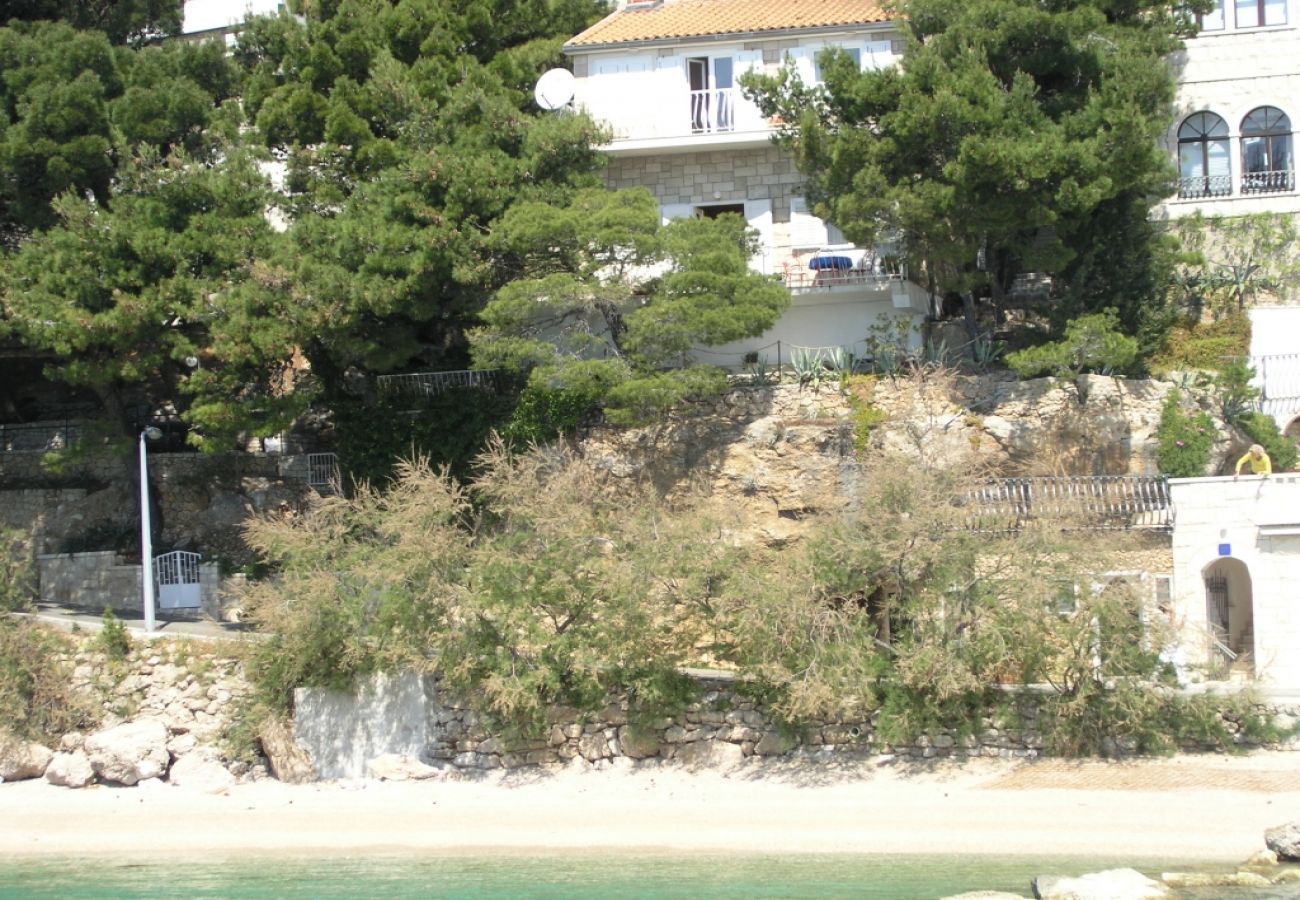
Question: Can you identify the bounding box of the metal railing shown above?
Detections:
[0,421,81,453]
[963,475,1172,532]
[376,369,500,400]
[1177,174,1233,199]
[306,452,341,493]
[1242,169,1296,194]
[1252,353,1300,401]
[773,245,907,290]
[689,88,735,134]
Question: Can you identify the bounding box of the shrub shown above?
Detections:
[0,617,98,743]
[0,528,35,613]
[502,359,626,446]
[1005,310,1139,380]
[1240,412,1298,472]
[1156,389,1215,477]
[1148,314,1251,374]
[843,374,888,451]
[96,608,132,661]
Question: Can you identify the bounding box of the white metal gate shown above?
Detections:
[155,551,201,610]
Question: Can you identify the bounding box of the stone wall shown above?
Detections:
[294,672,1300,780]
[36,552,228,620]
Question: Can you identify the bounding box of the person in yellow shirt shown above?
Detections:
[1234,444,1272,478]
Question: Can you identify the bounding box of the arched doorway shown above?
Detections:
[1202,558,1254,678]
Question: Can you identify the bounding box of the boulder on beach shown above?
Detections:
[1033,868,1170,900]
[168,752,236,794]
[44,750,96,788]
[0,732,54,782]
[1266,822,1300,861]
[84,717,170,785]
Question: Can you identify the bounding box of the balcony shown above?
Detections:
[1242,169,1297,194]
[1177,173,1233,199]
[768,245,906,292]
[689,88,734,134]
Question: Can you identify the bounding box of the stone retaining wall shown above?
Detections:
[36,551,227,619]
[294,672,1300,781]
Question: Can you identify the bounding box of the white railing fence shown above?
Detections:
[963,475,1172,531]
[376,369,500,400]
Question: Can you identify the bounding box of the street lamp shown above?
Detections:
[139,426,163,632]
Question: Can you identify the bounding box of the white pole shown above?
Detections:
[139,430,156,632]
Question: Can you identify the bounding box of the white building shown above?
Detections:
[1156,0,1299,220]
[1169,474,1300,692]
[562,0,931,369]
[181,0,284,42]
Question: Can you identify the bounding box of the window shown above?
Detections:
[1178,112,1232,198]
[1235,0,1286,27]
[1241,106,1294,194]
[687,56,734,133]
[693,203,744,219]
[1199,0,1226,30]
[814,46,861,83]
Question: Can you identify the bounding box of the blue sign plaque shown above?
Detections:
[1218,543,1231,556]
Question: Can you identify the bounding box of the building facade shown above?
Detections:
[562,0,930,369]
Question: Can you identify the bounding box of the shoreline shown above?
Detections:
[3,753,1297,863]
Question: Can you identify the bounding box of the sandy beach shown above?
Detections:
[3,752,1298,862]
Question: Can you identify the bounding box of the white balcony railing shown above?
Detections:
[689,88,734,134]
[763,245,906,290]
[1254,353,1300,401]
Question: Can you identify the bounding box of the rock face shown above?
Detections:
[0,733,54,782]
[84,718,170,785]
[259,717,316,784]
[1266,821,1300,860]
[1033,868,1170,900]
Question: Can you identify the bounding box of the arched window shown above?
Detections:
[1178,112,1231,198]
[1241,106,1294,194]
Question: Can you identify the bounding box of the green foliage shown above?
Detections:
[474,190,788,429]
[241,449,724,730]
[1005,311,1139,391]
[501,359,627,446]
[1156,389,1215,477]
[1240,412,1298,472]
[1212,358,1259,427]
[1174,213,1300,314]
[742,0,1194,338]
[334,388,516,485]
[0,528,35,613]
[843,375,888,451]
[2,0,182,44]
[0,617,98,743]
[95,608,132,661]
[1148,314,1251,374]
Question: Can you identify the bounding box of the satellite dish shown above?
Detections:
[534,68,576,111]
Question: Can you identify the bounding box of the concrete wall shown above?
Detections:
[1169,474,1300,689]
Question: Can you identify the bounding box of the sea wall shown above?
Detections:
[294,672,1300,781]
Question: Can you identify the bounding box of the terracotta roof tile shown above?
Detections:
[566,0,892,48]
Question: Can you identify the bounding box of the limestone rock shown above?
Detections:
[1266,822,1300,860]
[577,731,610,762]
[754,731,797,756]
[616,725,661,760]
[44,750,96,788]
[674,740,744,771]
[85,718,170,786]
[258,718,316,784]
[169,753,236,794]
[1033,868,1170,899]
[1161,871,1271,889]
[1243,849,1278,867]
[367,754,444,781]
[0,733,54,782]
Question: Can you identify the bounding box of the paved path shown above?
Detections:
[18,601,254,642]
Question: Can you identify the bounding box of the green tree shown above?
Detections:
[473,188,789,428]
[742,0,1199,340]
[2,148,292,444]
[2,0,182,45]
[1005,310,1139,400]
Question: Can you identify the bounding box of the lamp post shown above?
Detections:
[138,426,163,632]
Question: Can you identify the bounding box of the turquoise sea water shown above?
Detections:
[2,853,1290,899]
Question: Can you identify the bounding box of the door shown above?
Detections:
[156,551,201,610]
